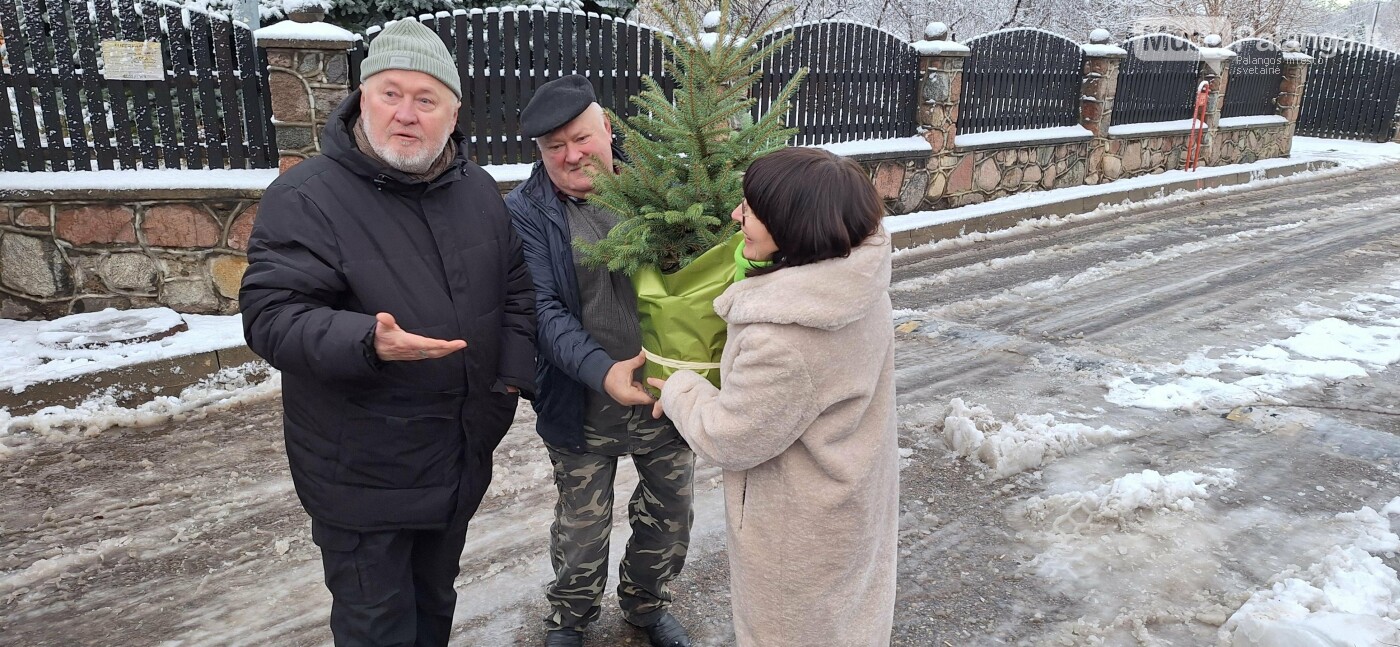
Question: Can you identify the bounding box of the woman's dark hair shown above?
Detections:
[742,147,883,276]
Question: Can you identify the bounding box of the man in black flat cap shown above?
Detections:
[505,75,694,647]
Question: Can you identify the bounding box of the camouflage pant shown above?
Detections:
[544,433,694,630]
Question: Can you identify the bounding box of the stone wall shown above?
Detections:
[1213,125,1292,165]
[853,124,1288,215]
[0,192,257,319]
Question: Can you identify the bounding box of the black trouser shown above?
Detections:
[311,502,476,647]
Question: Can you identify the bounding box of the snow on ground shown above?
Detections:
[1104,282,1400,413]
[931,397,1139,479]
[888,137,1400,254]
[0,362,279,448]
[1220,500,1400,646]
[1024,468,1238,532]
[0,308,245,395]
[884,161,1400,644]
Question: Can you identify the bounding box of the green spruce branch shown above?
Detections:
[575,0,808,275]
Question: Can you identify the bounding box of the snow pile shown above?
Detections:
[940,398,1137,478]
[1105,373,1288,412]
[1026,468,1237,533]
[0,309,245,395]
[0,362,280,445]
[33,308,187,349]
[1219,499,1400,646]
[1107,288,1400,412]
[1276,317,1400,366]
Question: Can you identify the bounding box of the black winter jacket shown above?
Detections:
[240,93,536,531]
[504,158,624,451]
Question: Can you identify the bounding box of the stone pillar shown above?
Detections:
[1278,41,1313,155]
[255,16,358,173]
[1198,34,1234,165]
[1079,29,1126,183]
[913,22,969,157]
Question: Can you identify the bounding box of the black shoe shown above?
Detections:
[633,612,691,647]
[544,627,583,647]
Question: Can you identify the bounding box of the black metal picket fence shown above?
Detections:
[1221,39,1284,118]
[8,3,1400,175]
[957,28,1084,134]
[350,8,673,166]
[1112,34,1202,125]
[0,0,276,172]
[1292,35,1400,142]
[349,8,919,165]
[752,21,918,146]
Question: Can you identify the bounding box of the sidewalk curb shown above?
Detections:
[1,346,263,417]
[0,158,1341,417]
[889,159,1340,249]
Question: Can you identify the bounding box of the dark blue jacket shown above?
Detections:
[504,155,625,451]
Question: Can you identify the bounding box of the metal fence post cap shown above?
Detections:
[1089,28,1112,45]
[1204,34,1223,47]
[1283,39,1300,52]
[925,22,950,41]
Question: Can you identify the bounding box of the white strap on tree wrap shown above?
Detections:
[641,346,721,371]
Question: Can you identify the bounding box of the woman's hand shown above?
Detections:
[646,377,667,419]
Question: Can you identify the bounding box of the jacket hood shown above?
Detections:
[321,90,466,190]
[716,228,891,331]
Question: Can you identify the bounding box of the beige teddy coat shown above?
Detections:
[660,230,899,647]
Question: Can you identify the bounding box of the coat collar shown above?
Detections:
[716,228,891,331]
[321,90,467,193]
[516,142,629,214]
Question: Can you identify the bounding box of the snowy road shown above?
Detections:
[4,162,1400,646]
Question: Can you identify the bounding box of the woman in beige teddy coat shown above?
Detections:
[649,147,899,647]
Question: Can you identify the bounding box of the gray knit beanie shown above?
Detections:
[360,19,461,99]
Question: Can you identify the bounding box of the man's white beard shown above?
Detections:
[362,117,449,175]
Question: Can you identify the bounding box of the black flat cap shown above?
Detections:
[521,74,597,138]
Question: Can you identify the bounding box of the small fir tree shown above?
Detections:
[576,0,807,275]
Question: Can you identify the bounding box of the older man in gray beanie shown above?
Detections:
[240,18,536,646]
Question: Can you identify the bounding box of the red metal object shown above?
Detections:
[1185,81,1210,172]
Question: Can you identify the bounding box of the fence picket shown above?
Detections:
[469,11,489,164]
[546,9,561,88]
[49,0,93,170]
[487,9,506,164]
[162,4,200,167]
[211,18,245,167]
[1,0,46,170]
[77,1,119,170]
[137,1,178,168]
[22,0,69,170]
[235,16,272,168]
[0,68,18,171]
[186,11,224,167]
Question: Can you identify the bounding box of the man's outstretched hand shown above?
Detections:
[603,352,655,406]
[373,312,467,361]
